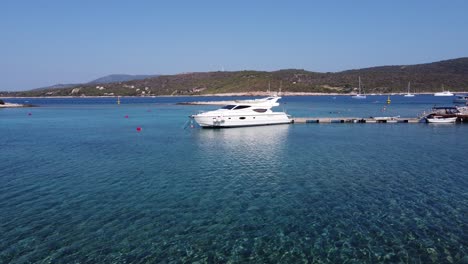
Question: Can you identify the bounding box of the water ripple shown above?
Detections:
[0,106,467,263]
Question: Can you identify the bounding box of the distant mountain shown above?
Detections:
[5,58,468,97]
[30,83,79,91]
[88,74,158,84]
[27,74,158,91]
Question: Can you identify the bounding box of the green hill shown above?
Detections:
[3,58,468,97]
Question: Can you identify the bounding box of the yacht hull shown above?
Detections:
[434,92,454,96]
[193,113,291,128]
[351,95,366,99]
[425,117,457,123]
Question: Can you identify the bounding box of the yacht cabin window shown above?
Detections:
[253,108,267,113]
[233,105,251,110]
[221,105,236,109]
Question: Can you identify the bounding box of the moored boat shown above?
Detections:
[403,82,415,97]
[421,106,459,118]
[420,106,468,123]
[425,116,457,123]
[453,95,468,104]
[191,96,291,128]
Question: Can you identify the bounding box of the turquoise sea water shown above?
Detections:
[1,95,467,263]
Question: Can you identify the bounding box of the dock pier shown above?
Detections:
[292,117,422,124]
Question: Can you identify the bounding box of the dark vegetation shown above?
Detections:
[2,58,468,97]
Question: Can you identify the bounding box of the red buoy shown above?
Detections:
[136,127,142,132]
[125,115,129,118]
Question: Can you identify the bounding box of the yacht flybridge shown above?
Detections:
[191,96,292,128]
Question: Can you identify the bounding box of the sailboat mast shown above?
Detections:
[358,76,361,94]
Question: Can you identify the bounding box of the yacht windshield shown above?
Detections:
[221,105,236,109]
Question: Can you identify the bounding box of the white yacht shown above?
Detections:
[434,86,454,96]
[434,91,454,96]
[191,96,291,128]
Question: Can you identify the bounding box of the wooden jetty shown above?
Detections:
[292,117,421,124]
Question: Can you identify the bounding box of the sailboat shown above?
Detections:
[403,82,415,97]
[351,76,366,99]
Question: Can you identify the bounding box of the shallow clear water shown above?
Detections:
[1,96,467,263]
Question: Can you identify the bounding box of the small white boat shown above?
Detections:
[403,82,415,97]
[425,116,457,123]
[453,95,468,104]
[191,96,291,128]
[351,77,366,99]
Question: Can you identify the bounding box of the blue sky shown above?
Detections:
[1,0,467,91]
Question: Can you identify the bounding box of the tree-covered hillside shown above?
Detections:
[2,58,468,97]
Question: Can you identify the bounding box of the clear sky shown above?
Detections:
[1,0,467,91]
